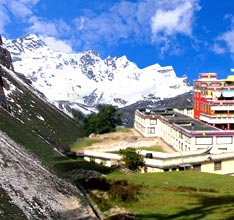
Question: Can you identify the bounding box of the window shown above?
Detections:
[179,132,183,139]
[188,109,193,115]
[216,136,232,145]
[218,148,227,151]
[195,136,213,145]
[214,161,222,171]
[147,127,155,134]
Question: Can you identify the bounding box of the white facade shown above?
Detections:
[134,109,234,153]
[82,149,234,175]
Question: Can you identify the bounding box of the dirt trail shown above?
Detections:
[79,129,176,153]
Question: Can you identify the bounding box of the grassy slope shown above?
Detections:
[1,72,82,168]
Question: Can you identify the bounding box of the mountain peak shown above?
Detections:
[21,33,41,40]
[86,50,100,56]
[4,34,192,112]
[18,33,47,48]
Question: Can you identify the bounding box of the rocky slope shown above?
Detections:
[0,37,98,219]
[0,130,97,220]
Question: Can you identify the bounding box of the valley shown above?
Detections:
[1,33,234,220]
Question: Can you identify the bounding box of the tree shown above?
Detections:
[83,105,121,136]
[71,109,85,124]
[119,147,145,171]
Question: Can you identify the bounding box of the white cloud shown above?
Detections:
[0,4,10,33]
[72,0,155,50]
[1,0,200,55]
[151,1,200,41]
[6,0,39,19]
[214,15,234,55]
[212,43,226,55]
[40,35,73,53]
[77,17,85,30]
[28,16,59,36]
[71,0,200,54]
[7,1,33,18]
[0,0,39,34]
[218,30,234,54]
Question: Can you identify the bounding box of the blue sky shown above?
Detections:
[1,0,234,82]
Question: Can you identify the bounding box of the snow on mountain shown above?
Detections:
[3,34,192,113]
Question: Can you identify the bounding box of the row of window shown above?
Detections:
[195,136,233,145]
[162,161,222,172]
[191,161,222,171]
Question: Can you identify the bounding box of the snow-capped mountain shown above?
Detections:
[3,34,192,114]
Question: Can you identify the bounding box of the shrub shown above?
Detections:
[108,179,142,203]
[119,148,145,171]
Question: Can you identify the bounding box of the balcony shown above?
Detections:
[207,99,234,111]
[200,113,234,124]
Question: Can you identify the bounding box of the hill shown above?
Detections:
[0,39,97,219]
[1,66,82,163]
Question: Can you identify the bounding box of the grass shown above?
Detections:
[0,72,82,170]
[70,127,132,151]
[115,126,131,133]
[52,156,234,220]
[106,171,234,220]
[137,145,164,152]
[70,138,102,150]
[54,157,115,175]
[0,109,55,168]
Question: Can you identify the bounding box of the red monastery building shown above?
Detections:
[194,73,234,130]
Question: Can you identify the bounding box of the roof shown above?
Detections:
[150,109,220,131]
[138,108,219,133]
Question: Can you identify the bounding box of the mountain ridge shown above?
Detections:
[3,33,192,115]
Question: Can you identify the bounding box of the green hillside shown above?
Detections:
[0,71,82,169]
[0,42,91,219]
[0,71,84,219]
